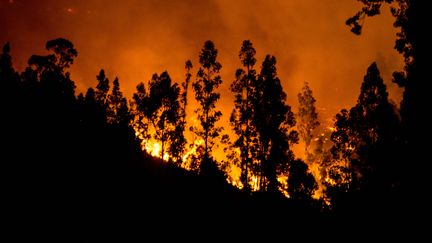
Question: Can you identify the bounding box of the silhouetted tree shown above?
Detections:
[254,55,298,194]
[147,71,181,160]
[230,40,258,192]
[108,77,130,125]
[324,108,353,206]
[192,40,224,174]
[1,42,21,161]
[24,38,77,117]
[95,69,110,110]
[182,60,193,116]
[347,1,426,193]
[288,159,318,201]
[79,88,101,126]
[45,38,78,72]
[0,42,19,90]
[328,63,400,206]
[131,82,151,144]
[9,38,81,184]
[0,42,13,74]
[169,60,193,165]
[1,42,20,115]
[297,81,319,162]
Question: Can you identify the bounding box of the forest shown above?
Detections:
[1,0,427,231]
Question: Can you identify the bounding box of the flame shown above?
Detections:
[143,139,169,161]
[132,114,206,164]
[308,162,324,199]
[182,138,204,163]
[132,115,344,203]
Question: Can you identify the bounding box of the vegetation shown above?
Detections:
[2,0,422,224]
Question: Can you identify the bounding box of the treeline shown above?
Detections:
[1,37,404,211]
[1,0,423,218]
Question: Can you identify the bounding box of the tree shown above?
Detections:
[45,38,78,71]
[108,77,130,125]
[1,42,21,159]
[0,42,13,74]
[328,63,400,203]
[13,38,80,176]
[287,159,318,201]
[350,63,400,189]
[0,42,19,88]
[131,82,151,145]
[147,71,181,161]
[0,42,20,111]
[95,69,110,109]
[297,81,320,162]
[346,1,426,191]
[254,55,298,194]
[192,40,224,173]
[169,60,193,165]
[182,60,193,117]
[26,38,77,106]
[230,40,258,192]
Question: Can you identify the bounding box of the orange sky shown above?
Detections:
[1,0,403,159]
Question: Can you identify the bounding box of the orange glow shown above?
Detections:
[143,139,169,161]
[1,0,404,197]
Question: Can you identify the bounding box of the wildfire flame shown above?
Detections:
[132,117,340,202]
[144,139,169,161]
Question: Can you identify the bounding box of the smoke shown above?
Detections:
[1,0,404,160]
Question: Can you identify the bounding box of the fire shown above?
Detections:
[182,138,204,163]
[132,115,204,164]
[144,139,169,161]
[132,115,341,202]
[308,162,324,199]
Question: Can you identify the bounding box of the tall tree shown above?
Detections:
[27,38,77,103]
[230,40,258,192]
[297,82,320,162]
[192,40,224,172]
[0,42,13,74]
[346,1,426,191]
[254,55,298,194]
[45,38,78,72]
[131,82,151,145]
[1,42,21,157]
[108,77,130,125]
[0,42,20,111]
[328,63,400,203]
[0,42,19,88]
[169,60,193,165]
[182,60,193,118]
[95,69,110,110]
[15,38,80,174]
[147,71,180,160]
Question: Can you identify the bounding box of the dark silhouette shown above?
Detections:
[0,42,19,93]
[347,0,427,202]
[131,71,181,162]
[2,30,419,229]
[253,55,298,194]
[108,77,130,125]
[131,81,151,143]
[95,69,110,111]
[149,72,181,161]
[287,159,318,201]
[191,40,225,176]
[327,62,401,212]
[230,40,259,192]
[169,60,192,165]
